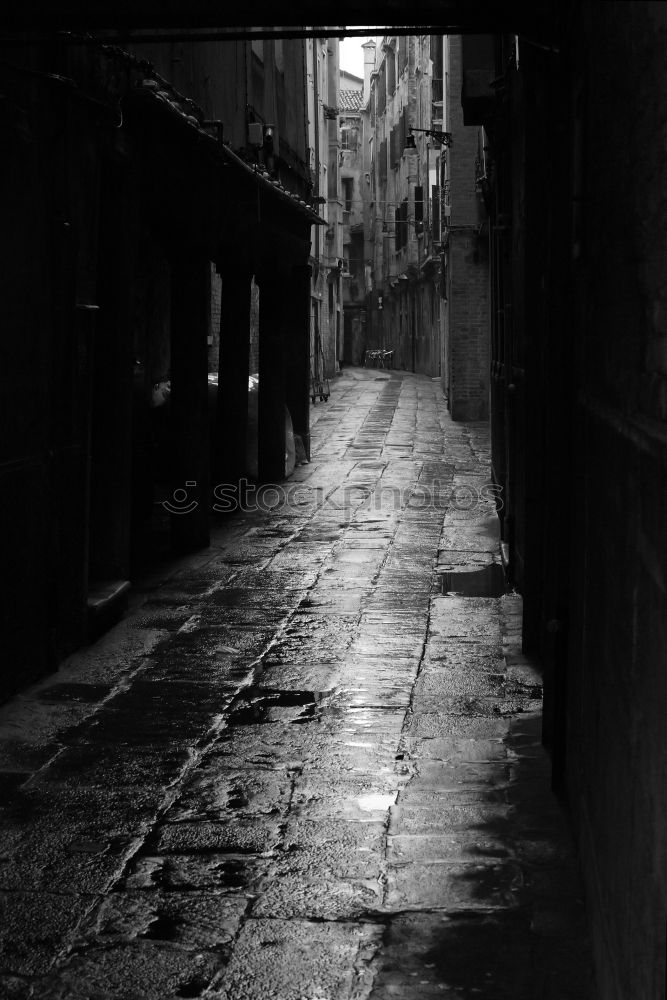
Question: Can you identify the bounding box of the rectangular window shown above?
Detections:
[398,36,407,75]
[341,125,359,152]
[395,199,408,251]
[414,185,424,234]
[377,62,386,116]
[414,186,424,219]
[387,50,396,94]
[400,107,408,150]
[390,127,397,167]
[432,185,440,241]
[342,178,354,212]
[328,147,338,198]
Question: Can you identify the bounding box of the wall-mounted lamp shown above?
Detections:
[404,127,453,154]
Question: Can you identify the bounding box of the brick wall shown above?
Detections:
[448,234,489,419]
[448,37,484,229]
[445,36,489,420]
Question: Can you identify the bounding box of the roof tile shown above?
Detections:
[339,90,363,113]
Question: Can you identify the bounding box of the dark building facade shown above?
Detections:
[462,6,667,997]
[357,33,489,404]
[442,34,490,420]
[0,33,320,701]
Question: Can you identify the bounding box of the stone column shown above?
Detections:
[257,273,286,483]
[214,259,251,505]
[285,263,312,461]
[169,257,210,552]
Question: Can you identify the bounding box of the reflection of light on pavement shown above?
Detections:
[346,709,375,726]
[355,793,396,812]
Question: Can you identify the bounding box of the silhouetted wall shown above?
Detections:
[565,5,667,998]
[481,4,667,997]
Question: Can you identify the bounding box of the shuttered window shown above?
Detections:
[432,185,440,241]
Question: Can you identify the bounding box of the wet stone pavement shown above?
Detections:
[0,368,595,999]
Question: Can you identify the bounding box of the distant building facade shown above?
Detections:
[339,70,366,365]
[357,34,489,419]
[307,37,343,383]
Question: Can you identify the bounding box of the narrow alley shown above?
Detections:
[0,368,594,999]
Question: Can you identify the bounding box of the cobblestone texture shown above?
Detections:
[0,368,596,998]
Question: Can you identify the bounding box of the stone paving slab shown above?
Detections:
[209,918,384,1000]
[0,368,595,998]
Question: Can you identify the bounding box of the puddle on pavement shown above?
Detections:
[176,977,209,998]
[143,913,179,941]
[439,562,506,598]
[212,859,248,888]
[149,857,248,890]
[225,688,327,726]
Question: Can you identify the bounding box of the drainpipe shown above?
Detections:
[313,38,321,270]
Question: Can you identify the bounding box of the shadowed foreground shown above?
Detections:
[0,368,595,999]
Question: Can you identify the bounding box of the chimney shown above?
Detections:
[362,40,376,106]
